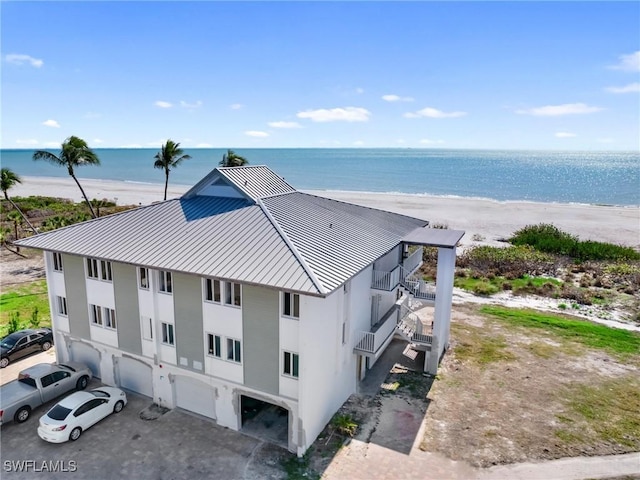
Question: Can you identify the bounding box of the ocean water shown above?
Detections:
[1,148,638,206]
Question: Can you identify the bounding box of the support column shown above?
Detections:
[428,246,457,373]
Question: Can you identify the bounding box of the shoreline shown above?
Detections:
[8,175,640,249]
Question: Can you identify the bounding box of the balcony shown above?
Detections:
[353,304,399,356]
[371,265,400,291]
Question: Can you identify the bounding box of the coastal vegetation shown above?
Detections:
[219,149,249,167]
[153,139,192,201]
[0,280,50,336]
[32,136,101,218]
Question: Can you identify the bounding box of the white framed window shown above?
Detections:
[282,292,300,318]
[161,322,175,346]
[204,278,221,303]
[283,351,299,378]
[52,252,63,272]
[226,338,241,363]
[104,308,117,330]
[56,296,67,316]
[139,268,149,289]
[141,316,153,340]
[224,282,241,307]
[206,333,222,358]
[158,271,173,294]
[100,260,113,282]
[87,258,99,279]
[90,304,102,325]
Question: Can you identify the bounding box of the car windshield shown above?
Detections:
[90,390,110,398]
[0,336,20,348]
[48,405,72,421]
[57,364,75,372]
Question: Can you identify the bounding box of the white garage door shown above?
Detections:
[116,357,153,398]
[69,342,101,378]
[174,376,216,419]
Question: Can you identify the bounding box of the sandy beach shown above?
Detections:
[9,175,640,249]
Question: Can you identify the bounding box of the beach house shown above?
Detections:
[16,165,463,455]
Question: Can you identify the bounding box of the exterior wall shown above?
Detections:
[372,245,401,272]
[173,273,204,373]
[62,254,90,339]
[46,252,69,333]
[113,263,142,355]
[242,285,279,395]
[137,268,156,359]
[155,270,176,365]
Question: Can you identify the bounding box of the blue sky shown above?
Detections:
[2,1,639,150]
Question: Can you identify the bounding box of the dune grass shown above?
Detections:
[0,280,50,335]
[480,305,640,358]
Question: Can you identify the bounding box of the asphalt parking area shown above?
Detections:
[1,377,290,480]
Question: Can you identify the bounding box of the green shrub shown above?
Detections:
[331,414,358,437]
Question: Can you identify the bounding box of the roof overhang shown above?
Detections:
[402,227,465,248]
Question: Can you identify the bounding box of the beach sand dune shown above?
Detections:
[9,176,640,249]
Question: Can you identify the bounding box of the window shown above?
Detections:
[104,308,117,330]
[282,292,300,318]
[100,260,112,281]
[283,351,299,378]
[162,322,175,345]
[159,271,172,294]
[226,338,241,363]
[141,316,153,340]
[342,321,347,345]
[90,304,102,325]
[207,334,221,357]
[225,282,241,306]
[52,252,63,272]
[87,258,99,279]
[139,268,149,289]
[204,278,221,303]
[57,296,67,316]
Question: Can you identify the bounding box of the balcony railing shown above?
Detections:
[402,247,423,275]
[371,265,400,291]
[354,304,398,355]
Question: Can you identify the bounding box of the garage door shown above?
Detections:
[69,342,101,378]
[174,376,216,419]
[116,357,153,398]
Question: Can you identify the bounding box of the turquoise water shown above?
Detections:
[1,148,638,206]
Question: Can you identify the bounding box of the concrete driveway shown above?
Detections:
[1,353,290,480]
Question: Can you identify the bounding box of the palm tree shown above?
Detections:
[154,140,191,201]
[33,136,101,218]
[1,167,37,234]
[219,149,248,167]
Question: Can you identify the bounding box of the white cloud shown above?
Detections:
[16,138,39,146]
[597,137,614,144]
[84,112,102,119]
[5,53,43,68]
[196,143,213,148]
[297,107,371,122]
[42,119,60,128]
[608,51,640,71]
[245,130,269,138]
[404,107,467,119]
[419,138,445,145]
[120,144,143,148]
[382,94,414,102]
[353,140,365,146]
[267,121,302,129]
[43,141,60,148]
[180,100,202,109]
[555,132,577,138]
[355,87,364,94]
[93,138,104,144]
[515,103,603,116]
[605,83,640,94]
[230,103,244,110]
[154,101,173,108]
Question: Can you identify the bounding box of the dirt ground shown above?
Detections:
[0,248,45,287]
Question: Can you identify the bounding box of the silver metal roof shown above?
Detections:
[17,166,430,296]
[401,227,465,248]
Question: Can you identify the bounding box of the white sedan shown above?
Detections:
[37,387,127,443]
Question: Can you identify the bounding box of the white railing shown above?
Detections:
[354,305,399,354]
[399,266,436,302]
[397,305,433,346]
[371,265,401,291]
[402,247,423,275]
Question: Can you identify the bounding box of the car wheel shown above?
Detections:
[0,357,8,368]
[15,406,31,423]
[114,400,125,413]
[41,341,52,351]
[69,427,82,441]
[76,376,89,390]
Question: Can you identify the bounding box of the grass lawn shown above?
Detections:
[0,280,51,336]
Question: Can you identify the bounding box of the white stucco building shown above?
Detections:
[18,165,463,455]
